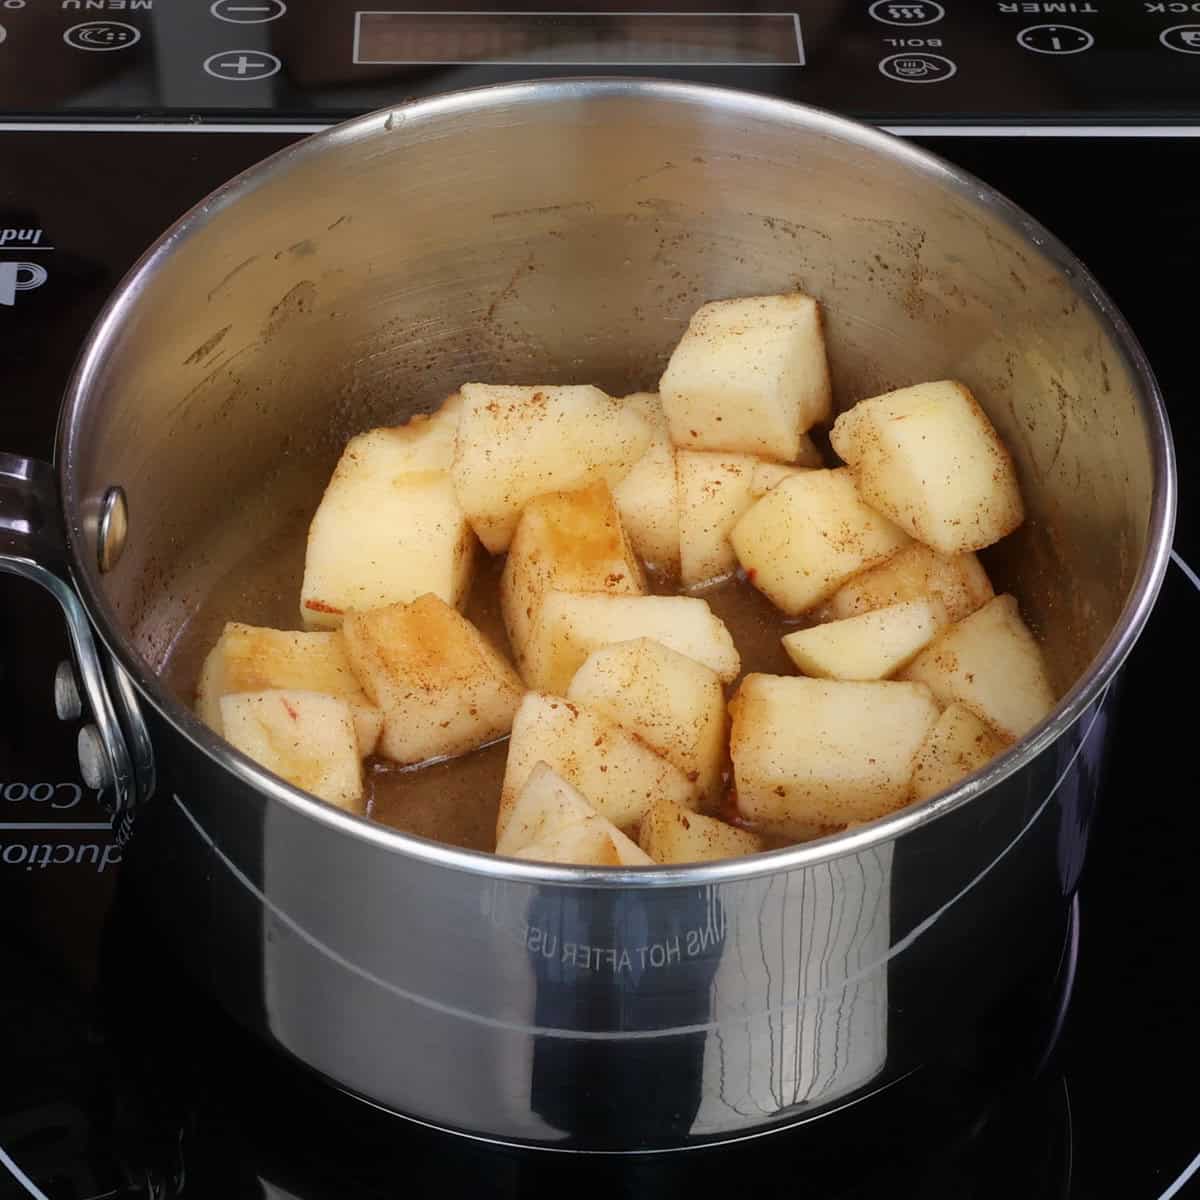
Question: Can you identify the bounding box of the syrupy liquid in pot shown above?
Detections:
[165,516,800,852]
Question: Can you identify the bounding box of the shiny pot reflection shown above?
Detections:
[0,80,1174,1148]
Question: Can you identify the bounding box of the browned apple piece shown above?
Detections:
[342,593,524,766]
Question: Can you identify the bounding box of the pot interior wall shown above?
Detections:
[66,88,1155,706]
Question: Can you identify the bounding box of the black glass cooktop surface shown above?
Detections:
[0,123,1197,1200]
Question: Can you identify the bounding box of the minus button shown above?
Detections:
[210,0,286,23]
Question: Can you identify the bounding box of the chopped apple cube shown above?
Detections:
[781,597,949,681]
[219,689,364,812]
[830,380,1024,555]
[512,821,652,866]
[381,391,464,473]
[347,704,384,761]
[910,703,1010,803]
[341,593,524,766]
[676,450,760,587]
[496,763,652,866]
[659,293,832,461]
[566,638,727,806]
[498,693,699,838]
[301,423,475,628]
[814,544,993,625]
[495,759,598,850]
[613,393,682,578]
[522,591,740,695]
[730,468,910,615]
[898,594,1055,741]
[729,674,940,835]
[449,383,651,553]
[196,621,383,756]
[638,796,765,864]
[749,459,816,498]
[500,481,645,669]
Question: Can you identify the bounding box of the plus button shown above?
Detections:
[203,49,282,80]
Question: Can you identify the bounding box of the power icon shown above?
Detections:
[0,262,48,307]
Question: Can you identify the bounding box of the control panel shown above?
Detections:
[0,3,1198,124]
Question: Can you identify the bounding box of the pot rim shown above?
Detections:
[59,77,1176,887]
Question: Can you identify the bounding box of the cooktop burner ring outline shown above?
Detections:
[0,1144,50,1200]
[1158,1150,1200,1200]
[1170,549,1199,594]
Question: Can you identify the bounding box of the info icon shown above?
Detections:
[869,1,945,27]
[1016,24,1093,54]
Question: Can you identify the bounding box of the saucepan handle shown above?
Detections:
[0,452,152,843]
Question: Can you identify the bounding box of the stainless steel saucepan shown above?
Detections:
[0,80,1174,1150]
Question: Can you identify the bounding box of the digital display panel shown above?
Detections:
[353,11,805,67]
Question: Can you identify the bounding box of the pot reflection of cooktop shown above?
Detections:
[1,122,1199,1200]
[8,893,1082,1199]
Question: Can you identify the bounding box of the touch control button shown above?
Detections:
[1160,25,1200,54]
[203,49,282,80]
[63,21,141,52]
[869,1,945,27]
[210,0,287,23]
[1016,24,1094,54]
[878,51,957,82]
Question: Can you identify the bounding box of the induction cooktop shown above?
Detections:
[1,4,1198,1198]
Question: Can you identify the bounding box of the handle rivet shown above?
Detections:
[54,659,82,721]
[98,485,128,574]
[77,725,112,791]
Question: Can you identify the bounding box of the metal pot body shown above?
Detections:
[126,684,1108,1149]
[1,81,1172,1149]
